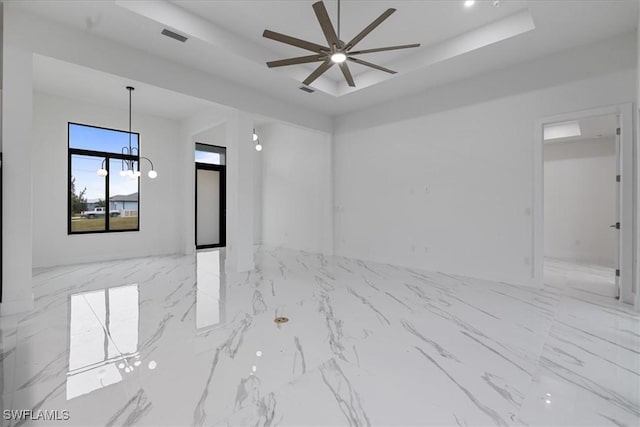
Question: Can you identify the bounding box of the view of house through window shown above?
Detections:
[69,123,140,233]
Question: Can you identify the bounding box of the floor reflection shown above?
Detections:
[67,284,139,400]
[64,251,226,399]
[196,249,226,330]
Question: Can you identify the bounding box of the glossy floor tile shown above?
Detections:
[544,258,618,298]
[0,249,638,426]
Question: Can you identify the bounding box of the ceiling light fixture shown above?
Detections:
[331,52,347,63]
[263,0,420,88]
[253,129,258,141]
[464,0,476,7]
[97,87,158,180]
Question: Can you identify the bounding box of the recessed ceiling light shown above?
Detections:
[464,0,476,7]
[331,52,347,63]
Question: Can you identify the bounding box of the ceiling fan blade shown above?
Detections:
[303,60,334,86]
[345,8,396,50]
[338,62,355,87]
[263,29,328,53]
[267,55,324,68]
[348,57,396,74]
[312,1,340,48]
[349,44,421,55]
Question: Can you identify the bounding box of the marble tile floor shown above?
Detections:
[0,248,638,426]
[544,258,618,299]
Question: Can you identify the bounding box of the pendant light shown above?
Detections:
[253,128,263,151]
[96,86,158,179]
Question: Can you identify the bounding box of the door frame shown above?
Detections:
[195,162,226,250]
[533,103,634,304]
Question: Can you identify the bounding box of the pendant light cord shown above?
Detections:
[126,86,134,170]
[128,87,132,153]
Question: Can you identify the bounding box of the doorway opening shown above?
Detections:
[195,143,226,249]
[543,114,620,298]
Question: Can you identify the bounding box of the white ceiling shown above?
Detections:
[11,0,639,117]
[172,0,530,82]
[32,55,231,121]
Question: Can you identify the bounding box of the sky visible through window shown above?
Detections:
[72,155,105,201]
[195,151,222,165]
[70,124,139,201]
[195,143,225,165]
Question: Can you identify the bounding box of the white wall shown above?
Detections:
[32,91,184,268]
[1,45,33,314]
[253,134,263,245]
[261,123,333,255]
[225,112,255,271]
[333,68,635,286]
[635,9,640,309]
[544,138,616,267]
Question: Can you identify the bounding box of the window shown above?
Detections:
[195,143,226,165]
[68,123,140,234]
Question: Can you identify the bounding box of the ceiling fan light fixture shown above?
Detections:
[263,1,420,87]
[331,52,347,63]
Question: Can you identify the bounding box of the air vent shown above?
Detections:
[299,86,315,93]
[161,29,188,43]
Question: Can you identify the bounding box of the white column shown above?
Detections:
[635,8,640,311]
[1,45,33,315]
[225,111,254,272]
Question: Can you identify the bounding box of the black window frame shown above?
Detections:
[194,143,226,249]
[68,122,141,235]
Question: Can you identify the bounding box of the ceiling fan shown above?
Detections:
[263,0,420,88]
